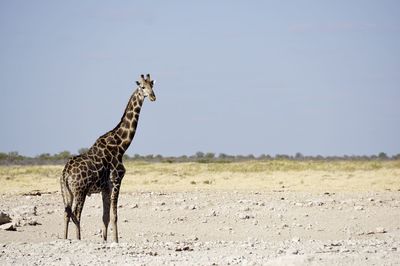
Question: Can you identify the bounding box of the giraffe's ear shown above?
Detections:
[136,81,140,86]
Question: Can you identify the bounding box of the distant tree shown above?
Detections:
[37,153,51,160]
[235,155,246,161]
[275,154,289,160]
[8,151,19,157]
[295,152,304,160]
[258,154,272,160]
[0,152,7,160]
[55,151,71,160]
[195,152,204,158]
[78,147,89,155]
[246,154,255,160]
[7,151,23,161]
[205,152,215,159]
[378,152,388,160]
[145,154,154,160]
[219,153,228,159]
[154,154,163,161]
[370,155,378,160]
[178,155,188,162]
[392,154,400,160]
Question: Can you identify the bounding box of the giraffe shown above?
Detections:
[60,74,156,243]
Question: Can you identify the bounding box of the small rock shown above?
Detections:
[175,198,186,204]
[175,246,193,252]
[238,213,253,219]
[185,205,197,210]
[0,211,12,225]
[308,201,324,207]
[292,237,300,242]
[0,222,16,231]
[95,229,102,236]
[130,204,139,209]
[288,248,299,255]
[280,223,289,229]
[28,219,40,226]
[375,227,386,234]
[354,206,364,211]
[207,210,217,217]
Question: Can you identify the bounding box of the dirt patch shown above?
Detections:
[1,190,399,265]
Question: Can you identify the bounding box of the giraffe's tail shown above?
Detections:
[60,171,73,213]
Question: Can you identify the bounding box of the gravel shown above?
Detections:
[0,191,399,265]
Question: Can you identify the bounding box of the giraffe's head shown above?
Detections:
[136,74,156,102]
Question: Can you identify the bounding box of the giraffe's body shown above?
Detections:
[60,74,156,242]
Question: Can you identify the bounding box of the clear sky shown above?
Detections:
[0,1,399,157]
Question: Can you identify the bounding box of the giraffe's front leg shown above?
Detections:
[110,165,125,243]
[111,183,121,243]
[101,189,111,241]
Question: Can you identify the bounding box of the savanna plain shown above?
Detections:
[1,160,400,265]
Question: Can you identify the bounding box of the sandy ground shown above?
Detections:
[1,189,400,265]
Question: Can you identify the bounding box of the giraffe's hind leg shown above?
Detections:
[64,206,72,239]
[61,176,74,240]
[72,193,86,240]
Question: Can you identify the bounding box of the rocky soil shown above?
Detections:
[1,190,399,265]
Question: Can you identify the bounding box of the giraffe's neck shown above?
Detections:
[112,88,145,153]
[88,88,145,159]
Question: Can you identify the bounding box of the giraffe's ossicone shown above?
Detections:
[60,74,156,242]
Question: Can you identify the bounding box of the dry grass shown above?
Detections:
[0,160,399,194]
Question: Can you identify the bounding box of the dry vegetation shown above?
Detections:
[0,160,399,194]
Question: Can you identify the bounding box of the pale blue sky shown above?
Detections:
[0,1,399,157]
